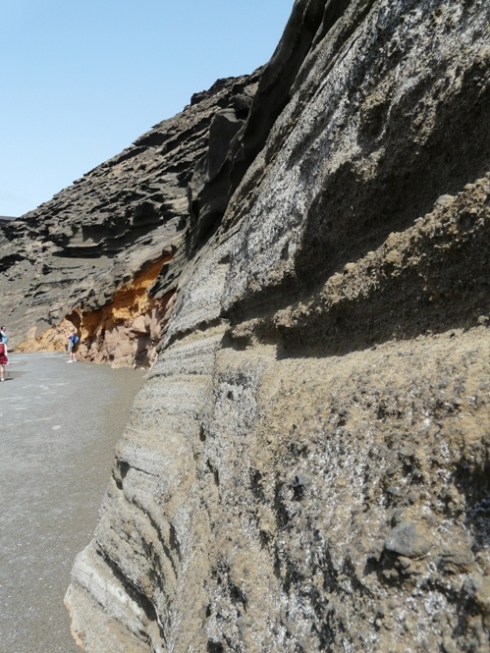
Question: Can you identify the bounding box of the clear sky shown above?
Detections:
[0,1,293,218]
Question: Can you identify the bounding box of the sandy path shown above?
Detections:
[0,353,146,653]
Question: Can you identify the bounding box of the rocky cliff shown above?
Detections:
[3,0,490,651]
[0,71,261,366]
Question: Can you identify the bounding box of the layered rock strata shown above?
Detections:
[3,0,490,651]
[0,72,260,366]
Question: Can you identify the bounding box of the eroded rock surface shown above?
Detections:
[3,0,490,651]
[0,72,260,366]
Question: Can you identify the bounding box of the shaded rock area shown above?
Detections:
[2,0,490,651]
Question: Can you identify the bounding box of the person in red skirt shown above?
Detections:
[0,338,8,381]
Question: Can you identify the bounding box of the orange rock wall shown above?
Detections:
[17,259,176,368]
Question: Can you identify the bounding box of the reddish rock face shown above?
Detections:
[15,259,176,367]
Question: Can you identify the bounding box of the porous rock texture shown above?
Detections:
[4,0,490,651]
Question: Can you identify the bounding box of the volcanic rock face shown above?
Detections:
[0,72,260,366]
[4,0,490,651]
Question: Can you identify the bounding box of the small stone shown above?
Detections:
[407,491,418,505]
[384,521,433,559]
[442,637,459,653]
[387,485,403,497]
[391,509,407,526]
[462,573,490,612]
[440,551,475,575]
[435,194,455,206]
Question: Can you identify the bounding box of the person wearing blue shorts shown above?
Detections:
[66,327,79,363]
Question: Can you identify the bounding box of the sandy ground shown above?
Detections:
[0,353,146,653]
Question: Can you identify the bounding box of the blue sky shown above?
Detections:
[0,1,293,217]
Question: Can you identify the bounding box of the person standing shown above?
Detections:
[0,338,8,381]
[0,326,8,353]
[66,327,79,363]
